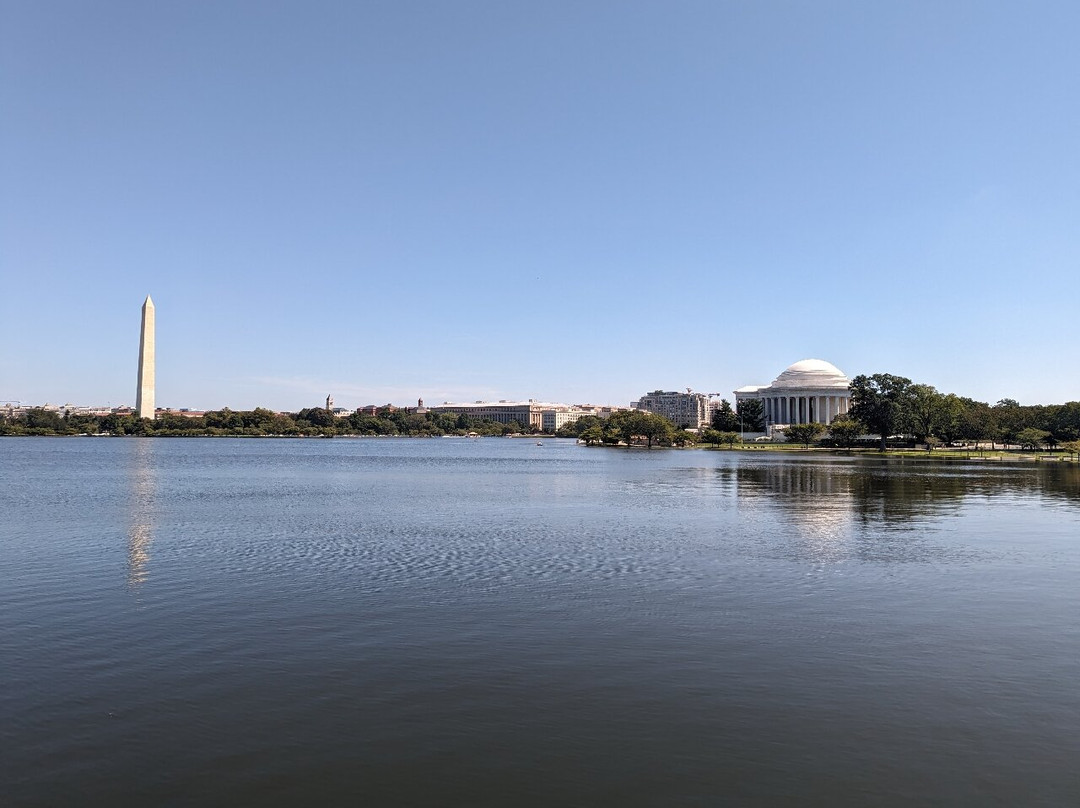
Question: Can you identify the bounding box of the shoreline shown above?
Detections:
[3,433,1077,463]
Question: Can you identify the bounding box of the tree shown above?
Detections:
[295,407,335,428]
[206,408,244,429]
[1049,402,1080,442]
[606,410,675,447]
[828,417,863,450]
[1062,440,1080,461]
[556,415,603,438]
[909,384,944,447]
[934,394,966,445]
[993,399,1027,447]
[672,430,698,447]
[783,422,825,449]
[717,431,741,448]
[635,412,675,448]
[1016,428,1049,451]
[579,425,605,446]
[711,399,739,431]
[701,428,723,447]
[737,399,765,432]
[23,408,63,432]
[957,398,995,448]
[848,374,915,451]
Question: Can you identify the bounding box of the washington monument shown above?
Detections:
[136,295,155,419]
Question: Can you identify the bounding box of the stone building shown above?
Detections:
[734,359,851,427]
[631,390,711,429]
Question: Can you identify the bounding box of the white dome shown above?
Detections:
[770,359,850,390]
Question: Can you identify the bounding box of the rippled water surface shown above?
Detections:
[3,437,1079,806]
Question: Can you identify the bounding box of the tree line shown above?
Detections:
[554,410,698,447]
[0,407,539,437]
[5,404,702,447]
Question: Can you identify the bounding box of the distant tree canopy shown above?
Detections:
[0,406,537,438]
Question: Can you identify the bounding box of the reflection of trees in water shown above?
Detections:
[128,440,156,587]
[735,458,1080,529]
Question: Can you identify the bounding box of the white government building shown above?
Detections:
[735,359,852,427]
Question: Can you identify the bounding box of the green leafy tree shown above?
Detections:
[783,422,825,448]
[736,399,765,432]
[1049,402,1080,442]
[556,415,603,438]
[100,413,137,435]
[909,384,944,446]
[605,410,675,447]
[1016,427,1049,451]
[579,425,605,446]
[295,407,335,428]
[205,408,244,429]
[711,399,739,431]
[717,431,741,448]
[957,398,995,448]
[993,399,1027,447]
[672,430,698,447]
[635,411,675,447]
[828,417,863,450]
[701,428,723,447]
[934,394,966,445]
[848,374,915,451]
[23,408,63,432]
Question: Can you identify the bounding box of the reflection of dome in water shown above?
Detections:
[770,359,850,390]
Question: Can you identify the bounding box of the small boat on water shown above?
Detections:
[536,441,544,446]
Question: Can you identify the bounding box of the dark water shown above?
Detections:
[2,437,1079,806]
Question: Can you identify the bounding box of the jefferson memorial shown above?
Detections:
[735,359,852,427]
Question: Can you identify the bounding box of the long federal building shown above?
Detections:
[734,359,851,427]
[428,400,622,431]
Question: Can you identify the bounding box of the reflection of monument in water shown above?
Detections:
[128,440,155,587]
[736,461,855,559]
[735,458,1036,529]
[136,295,155,420]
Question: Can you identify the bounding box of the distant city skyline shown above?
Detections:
[3,3,1078,410]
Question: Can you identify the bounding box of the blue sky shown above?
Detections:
[3,1,1078,411]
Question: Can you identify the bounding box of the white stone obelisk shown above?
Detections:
[135,295,156,419]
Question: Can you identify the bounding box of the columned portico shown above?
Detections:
[734,359,852,432]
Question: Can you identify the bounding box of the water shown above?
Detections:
[2,437,1079,806]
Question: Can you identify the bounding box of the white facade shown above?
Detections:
[541,409,590,432]
[430,400,555,429]
[734,359,851,427]
[632,390,711,429]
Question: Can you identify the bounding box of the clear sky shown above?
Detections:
[3,1,1078,411]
